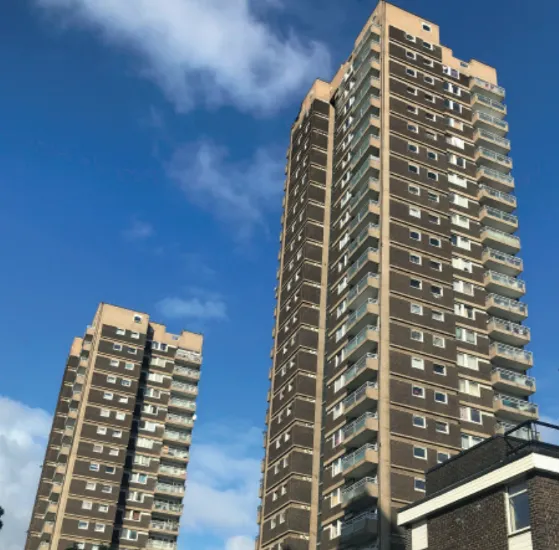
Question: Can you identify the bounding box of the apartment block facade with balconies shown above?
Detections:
[25,303,203,550]
[256,3,536,550]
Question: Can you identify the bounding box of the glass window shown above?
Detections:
[414,478,426,492]
[437,452,450,463]
[507,483,530,533]
[411,303,423,315]
[411,357,424,370]
[435,421,449,434]
[433,364,446,375]
[412,386,425,398]
[413,415,426,428]
[434,391,448,404]
[413,446,427,459]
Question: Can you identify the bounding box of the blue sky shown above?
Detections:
[0,1,557,549]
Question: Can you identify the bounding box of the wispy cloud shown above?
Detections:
[167,139,283,238]
[182,422,261,543]
[122,219,154,241]
[35,0,331,114]
[0,397,52,550]
[157,288,227,321]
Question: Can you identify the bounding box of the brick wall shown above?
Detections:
[528,473,559,550]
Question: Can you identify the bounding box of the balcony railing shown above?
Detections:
[482,206,518,225]
[170,381,198,394]
[343,382,378,411]
[474,111,508,130]
[354,27,381,63]
[345,299,379,332]
[473,93,506,113]
[492,367,536,389]
[471,77,505,98]
[342,476,378,503]
[176,348,202,364]
[342,443,379,471]
[475,129,511,150]
[347,248,379,280]
[489,317,530,338]
[163,430,191,443]
[349,206,379,234]
[481,227,520,249]
[156,483,185,495]
[343,325,379,356]
[351,117,380,150]
[349,155,379,190]
[341,511,378,537]
[479,185,516,206]
[343,412,378,440]
[159,464,186,477]
[478,166,514,186]
[147,541,177,550]
[353,39,381,70]
[486,271,526,293]
[347,224,380,256]
[168,398,196,410]
[346,273,379,306]
[494,394,538,415]
[162,446,190,459]
[173,366,200,379]
[487,294,527,317]
[166,414,194,427]
[344,353,378,386]
[350,135,380,170]
[151,520,179,531]
[477,147,512,167]
[350,184,379,212]
[490,342,533,364]
[153,500,183,513]
[484,249,523,270]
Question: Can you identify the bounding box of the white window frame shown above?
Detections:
[413,415,427,428]
[411,357,425,370]
[434,391,448,404]
[412,385,425,399]
[413,446,428,460]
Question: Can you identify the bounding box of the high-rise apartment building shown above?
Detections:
[25,303,203,550]
[256,3,537,550]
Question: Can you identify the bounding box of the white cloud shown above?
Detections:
[35,0,331,113]
[157,289,227,320]
[181,423,261,543]
[166,140,283,238]
[0,397,51,550]
[122,219,154,240]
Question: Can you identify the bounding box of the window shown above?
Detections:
[414,478,426,492]
[115,411,126,421]
[110,359,119,367]
[89,463,100,472]
[437,451,450,463]
[422,22,432,32]
[452,214,470,229]
[425,93,435,103]
[109,448,119,456]
[410,278,422,289]
[412,385,425,398]
[406,50,417,60]
[450,193,469,208]
[413,415,426,428]
[408,184,420,195]
[425,131,437,141]
[428,214,440,225]
[82,500,93,510]
[410,231,421,242]
[93,444,103,453]
[409,206,421,218]
[86,482,96,491]
[434,391,448,404]
[408,164,419,174]
[451,234,472,251]
[131,331,140,339]
[424,75,435,85]
[424,58,434,67]
[425,112,436,121]
[456,327,477,344]
[102,485,112,493]
[431,285,443,297]
[94,523,105,533]
[430,260,442,271]
[123,529,139,541]
[113,430,123,439]
[411,303,423,315]
[411,357,425,370]
[116,328,125,335]
[408,123,419,133]
[121,379,131,387]
[132,473,148,484]
[433,336,445,348]
[133,315,142,323]
[107,375,117,384]
[411,330,423,342]
[427,191,439,202]
[452,257,473,273]
[507,483,530,533]
[410,253,422,265]
[105,466,116,474]
[113,343,122,351]
[427,150,438,161]
[457,353,479,371]
[459,378,481,397]
[435,421,449,434]
[78,520,89,530]
[461,406,482,424]
[407,104,418,114]
[433,364,446,375]
[408,143,419,153]
[429,237,441,247]
[97,426,107,435]
[413,446,427,460]
[127,347,137,355]
[125,362,134,370]
[431,311,445,324]
[406,33,416,42]
[461,433,484,449]
[407,86,418,96]
[427,171,438,181]
[453,280,475,296]
[406,67,417,77]
[103,392,113,401]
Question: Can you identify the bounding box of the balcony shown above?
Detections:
[163,430,191,444]
[343,353,379,390]
[482,249,523,277]
[490,342,533,371]
[158,464,187,480]
[150,520,180,534]
[153,500,183,516]
[166,414,194,429]
[474,129,511,154]
[341,511,378,544]
[494,394,538,422]
[170,381,198,397]
[342,443,379,478]
[343,381,378,419]
[492,368,536,397]
[354,27,381,66]
[346,272,379,310]
[168,397,196,412]
[477,166,514,193]
[495,421,533,440]
[155,483,185,496]
[342,325,379,364]
[350,185,380,218]
[470,77,505,100]
[342,476,378,509]
[475,147,512,172]
[348,153,380,191]
[161,446,189,463]
[487,317,530,346]
[484,271,525,299]
[480,227,520,254]
[471,93,507,118]
[348,203,380,238]
[486,294,528,322]
[173,365,200,381]
[176,348,202,364]
[147,540,177,550]
[479,206,518,233]
[478,185,516,213]
[347,248,380,283]
[344,299,380,338]
[343,412,379,449]
[350,138,380,173]
[347,224,380,261]
[473,111,508,136]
